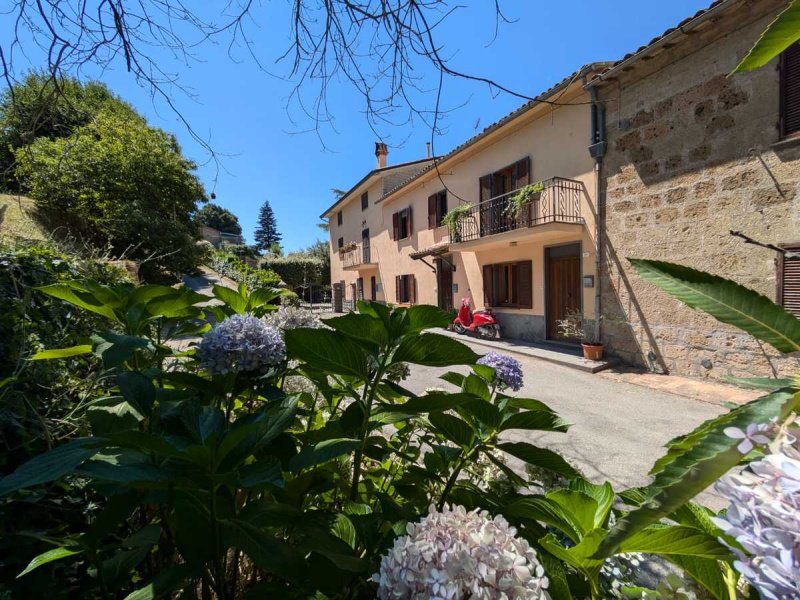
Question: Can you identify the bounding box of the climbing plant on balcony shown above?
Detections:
[441,203,473,241]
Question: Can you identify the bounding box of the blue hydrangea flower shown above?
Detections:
[477,352,523,391]
[197,313,286,375]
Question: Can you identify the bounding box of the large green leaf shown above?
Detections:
[630,259,800,353]
[669,555,738,600]
[289,438,360,472]
[540,530,606,597]
[597,387,799,556]
[17,546,82,578]
[30,345,93,360]
[569,479,614,529]
[393,333,478,366]
[221,518,304,580]
[322,313,388,346]
[504,496,585,543]
[428,412,475,447]
[405,305,452,332]
[0,437,99,496]
[393,392,480,414]
[546,490,600,539]
[618,525,731,559]
[91,332,152,368]
[733,0,800,72]
[497,442,579,478]
[212,284,247,313]
[500,410,570,433]
[116,371,156,417]
[286,328,368,379]
[37,283,121,322]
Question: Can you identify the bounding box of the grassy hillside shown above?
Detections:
[0,194,47,241]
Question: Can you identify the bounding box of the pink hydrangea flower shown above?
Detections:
[373,504,549,599]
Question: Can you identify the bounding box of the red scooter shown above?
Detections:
[451,297,501,339]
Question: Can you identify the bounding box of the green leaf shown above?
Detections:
[504,496,586,543]
[0,437,99,496]
[630,259,800,353]
[116,371,156,416]
[597,387,799,557]
[30,345,93,360]
[239,457,284,489]
[87,396,144,433]
[212,284,247,313]
[91,332,152,368]
[568,479,614,529]
[405,305,452,332]
[286,328,368,379]
[618,525,731,559]
[289,438,360,472]
[546,490,599,539]
[428,412,475,447]
[322,313,388,346]
[17,546,82,578]
[540,530,606,596]
[221,518,303,580]
[393,333,478,367]
[497,442,579,478]
[538,551,574,600]
[722,376,795,390]
[669,555,738,600]
[459,398,502,429]
[37,282,120,322]
[733,0,800,72]
[440,371,466,388]
[500,410,570,433]
[145,290,206,319]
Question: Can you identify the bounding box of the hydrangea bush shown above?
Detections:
[714,422,800,600]
[196,313,286,374]
[477,352,523,391]
[374,505,550,600]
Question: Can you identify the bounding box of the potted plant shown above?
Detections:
[504,181,544,221]
[338,241,358,254]
[440,203,472,243]
[556,309,604,361]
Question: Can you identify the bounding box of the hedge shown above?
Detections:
[260,255,324,288]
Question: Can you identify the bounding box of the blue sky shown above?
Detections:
[4,1,711,252]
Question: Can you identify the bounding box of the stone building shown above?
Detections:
[589,0,800,378]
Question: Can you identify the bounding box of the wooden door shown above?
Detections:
[436,258,454,311]
[546,250,582,340]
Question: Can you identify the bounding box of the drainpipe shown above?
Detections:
[587,81,607,342]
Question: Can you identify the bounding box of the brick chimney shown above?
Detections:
[375,142,388,169]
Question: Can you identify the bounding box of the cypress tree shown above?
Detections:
[254,200,282,252]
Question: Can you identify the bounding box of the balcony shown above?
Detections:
[453,177,584,244]
[342,241,377,270]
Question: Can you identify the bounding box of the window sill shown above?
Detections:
[772,135,800,151]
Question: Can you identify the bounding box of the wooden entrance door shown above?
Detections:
[546,245,582,340]
[436,257,454,311]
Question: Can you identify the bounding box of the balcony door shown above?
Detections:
[545,243,582,340]
[362,228,370,263]
[478,157,530,237]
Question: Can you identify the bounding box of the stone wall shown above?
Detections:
[597,1,800,379]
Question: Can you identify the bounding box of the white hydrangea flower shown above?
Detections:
[373,504,549,600]
[262,306,323,331]
[713,425,800,600]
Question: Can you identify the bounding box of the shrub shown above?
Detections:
[14,109,206,275]
[260,255,324,288]
[209,248,282,290]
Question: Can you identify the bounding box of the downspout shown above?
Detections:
[586,80,607,343]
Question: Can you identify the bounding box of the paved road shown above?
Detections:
[404,338,727,506]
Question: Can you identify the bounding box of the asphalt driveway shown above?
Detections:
[404,338,727,506]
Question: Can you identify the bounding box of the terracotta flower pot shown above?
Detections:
[582,342,604,361]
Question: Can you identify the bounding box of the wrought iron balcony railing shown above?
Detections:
[453,176,584,243]
[342,241,374,268]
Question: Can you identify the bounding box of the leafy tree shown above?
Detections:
[196,202,242,235]
[254,200,281,253]
[0,72,135,190]
[14,109,206,276]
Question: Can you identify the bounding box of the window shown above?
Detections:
[395,274,416,304]
[778,243,800,316]
[780,42,800,138]
[428,190,448,228]
[337,211,343,226]
[361,192,369,210]
[479,157,530,203]
[357,277,364,300]
[370,276,377,301]
[392,207,413,240]
[337,237,344,249]
[482,261,532,309]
